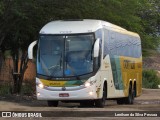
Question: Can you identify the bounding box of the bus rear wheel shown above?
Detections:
[125,84,134,104]
[47,101,58,107]
[95,84,107,108]
[117,98,125,105]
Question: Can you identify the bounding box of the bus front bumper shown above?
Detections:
[36,85,98,100]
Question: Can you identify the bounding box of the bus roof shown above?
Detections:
[40,19,139,37]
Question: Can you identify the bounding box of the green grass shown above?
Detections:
[0,81,35,96]
[21,82,35,96]
[0,83,12,96]
[143,69,160,89]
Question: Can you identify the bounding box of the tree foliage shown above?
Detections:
[0,0,159,51]
[143,69,160,89]
[0,0,159,93]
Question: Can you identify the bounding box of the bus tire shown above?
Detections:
[117,98,125,105]
[95,84,107,108]
[125,84,134,104]
[80,100,94,107]
[133,82,137,97]
[47,101,58,107]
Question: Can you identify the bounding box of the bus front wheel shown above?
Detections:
[117,98,125,104]
[95,84,107,108]
[47,101,58,107]
[80,100,94,107]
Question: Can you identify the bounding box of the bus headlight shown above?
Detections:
[89,91,93,95]
[85,82,91,87]
[37,92,40,96]
[84,80,96,87]
[36,78,45,89]
[38,83,44,89]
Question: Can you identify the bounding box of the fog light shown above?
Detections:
[37,92,40,96]
[38,83,44,89]
[89,91,93,95]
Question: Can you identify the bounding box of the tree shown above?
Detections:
[0,0,42,94]
[0,0,159,94]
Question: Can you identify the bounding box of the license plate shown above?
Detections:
[59,93,69,97]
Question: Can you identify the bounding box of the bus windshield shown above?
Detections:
[37,34,94,78]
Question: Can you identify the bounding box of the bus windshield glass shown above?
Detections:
[37,34,94,78]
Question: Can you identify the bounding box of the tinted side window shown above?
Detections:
[104,31,141,58]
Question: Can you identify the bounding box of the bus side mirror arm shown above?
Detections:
[28,40,37,59]
[93,38,100,57]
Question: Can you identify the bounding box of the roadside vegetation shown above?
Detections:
[143,69,160,89]
[0,81,35,97]
[0,82,11,96]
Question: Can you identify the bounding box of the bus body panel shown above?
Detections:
[101,27,142,98]
[32,19,142,102]
[100,55,125,98]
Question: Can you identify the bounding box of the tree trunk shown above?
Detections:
[12,50,28,94]
[12,50,19,94]
[17,51,28,93]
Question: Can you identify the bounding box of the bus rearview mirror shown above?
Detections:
[28,40,37,59]
[93,38,100,57]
